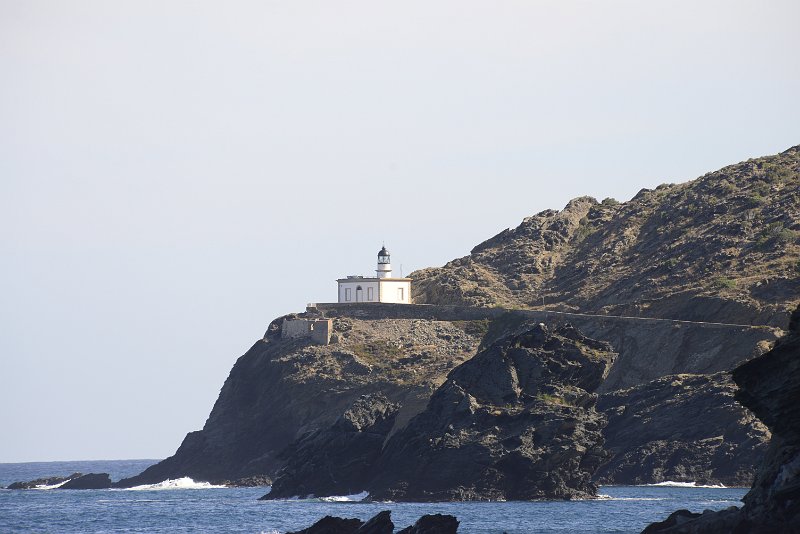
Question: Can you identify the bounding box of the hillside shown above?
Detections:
[412,146,800,328]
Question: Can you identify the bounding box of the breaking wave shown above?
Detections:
[122,477,228,490]
[642,481,727,489]
[319,491,369,502]
[34,479,72,490]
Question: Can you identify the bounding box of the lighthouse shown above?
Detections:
[376,246,392,278]
[337,246,412,304]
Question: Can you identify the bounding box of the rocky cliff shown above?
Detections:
[265,393,400,499]
[117,304,776,490]
[643,305,800,532]
[412,146,800,328]
[117,314,487,487]
[367,322,614,501]
[265,321,615,501]
[596,372,769,486]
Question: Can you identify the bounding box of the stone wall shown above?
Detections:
[281,318,332,345]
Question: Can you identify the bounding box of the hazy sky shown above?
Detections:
[1,1,798,463]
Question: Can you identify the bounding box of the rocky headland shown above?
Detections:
[116,316,488,487]
[117,146,798,502]
[643,304,800,532]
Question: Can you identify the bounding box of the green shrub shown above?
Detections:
[714,277,736,289]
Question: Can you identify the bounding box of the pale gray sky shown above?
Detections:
[1,1,798,462]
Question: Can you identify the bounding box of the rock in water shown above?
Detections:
[6,473,82,489]
[287,511,394,534]
[368,322,615,501]
[596,372,769,486]
[264,394,399,499]
[356,511,393,534]
[397,514,459,534]
[642,304,800,532]
[286,516,363,534]
[58,473,112,489]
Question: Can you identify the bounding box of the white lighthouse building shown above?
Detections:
[337,246,412,304]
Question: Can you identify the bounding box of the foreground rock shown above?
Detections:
[596,372,769,486]
[397,514,459,534]
[642,305,800,533]
[6,473,82,489]
[264,394,400,499]
[58,473,112,489]
[287,511,457,534]
[368,322,615,501]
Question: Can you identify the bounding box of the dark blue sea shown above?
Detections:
[0,460,746,533]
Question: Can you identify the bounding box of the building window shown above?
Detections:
[398,287,404,301]
[345,288,351,301]
[367,287,374,300]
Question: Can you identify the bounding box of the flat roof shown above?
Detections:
[336,277,412,282]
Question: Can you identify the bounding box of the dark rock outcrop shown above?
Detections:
[264,394,400,499]
[287,511,457,534]
[596,372,770,486]
[356,511,394,534]
[58,473,112,489]
[217,475,272,487]
[368,322,615,501]
[642,305,800,532]
[6,473,82,489]
[286,515,364,534]
[397,514,459,534]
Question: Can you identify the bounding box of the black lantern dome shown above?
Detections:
[378,246,390,264]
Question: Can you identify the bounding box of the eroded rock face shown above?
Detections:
[368,323,615,501]
[596,372,770,486]
[642,305,800,533]
[264,394,400,499]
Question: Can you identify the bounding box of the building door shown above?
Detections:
[356,286,363,302]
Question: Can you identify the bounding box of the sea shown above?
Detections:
[0,460,746,533]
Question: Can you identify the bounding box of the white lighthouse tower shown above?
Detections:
[336,245,412,304]
[376,246,392,278]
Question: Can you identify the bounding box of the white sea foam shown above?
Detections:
[604,497,667,501]
[122,477,228,491]
[34,479,72,490]
[642,481,727,489]
[319,491,369,502]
